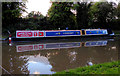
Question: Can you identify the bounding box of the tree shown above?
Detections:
[2,2,27,34]
[48,2,76,30]
[88,2,100,28]
[116,3,120,19]
[74,2,91,29]
[111,3,120,30]
[27,11,44,19]
[89,2,116,29]
[25,11,47,30]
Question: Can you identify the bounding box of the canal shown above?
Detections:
[1,37,119,74]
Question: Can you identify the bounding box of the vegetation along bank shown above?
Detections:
[54,61,119,74]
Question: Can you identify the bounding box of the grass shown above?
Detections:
[113,30,120,35]
[54,61,120,74]
[2,35,8,39]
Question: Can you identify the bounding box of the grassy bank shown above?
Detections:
[2,35,9,39]
[113,30,120,35]
[54,61,119,74]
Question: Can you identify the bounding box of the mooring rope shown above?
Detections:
[0,65,12,75]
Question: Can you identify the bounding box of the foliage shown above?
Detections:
[89,2,116,29]
[54,61,119,74]
[116,3,120,19]
[89,2,100,27]
[2,2,120,37]
[2,2,27,35]
[27,11,44,19]
[75,2,92,29]
[48,2,76,30]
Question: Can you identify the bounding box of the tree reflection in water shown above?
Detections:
[2,44,29,74]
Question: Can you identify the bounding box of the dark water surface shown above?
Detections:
[2,38,119,74]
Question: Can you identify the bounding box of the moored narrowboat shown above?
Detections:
[10,29,115,42]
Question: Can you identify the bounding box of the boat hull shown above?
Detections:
[11,35,115,42]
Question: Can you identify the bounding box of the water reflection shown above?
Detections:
[2,38,119,74]
[22,54,55,74]
[16,40,108,52]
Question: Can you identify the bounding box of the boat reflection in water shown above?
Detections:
[16,40,107,52]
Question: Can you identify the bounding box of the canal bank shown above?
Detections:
[0,36,8,41]
[54,61,119,74]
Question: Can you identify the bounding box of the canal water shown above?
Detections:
[1,37,119,74]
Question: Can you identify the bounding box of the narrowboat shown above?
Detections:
[10,29,115,42]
